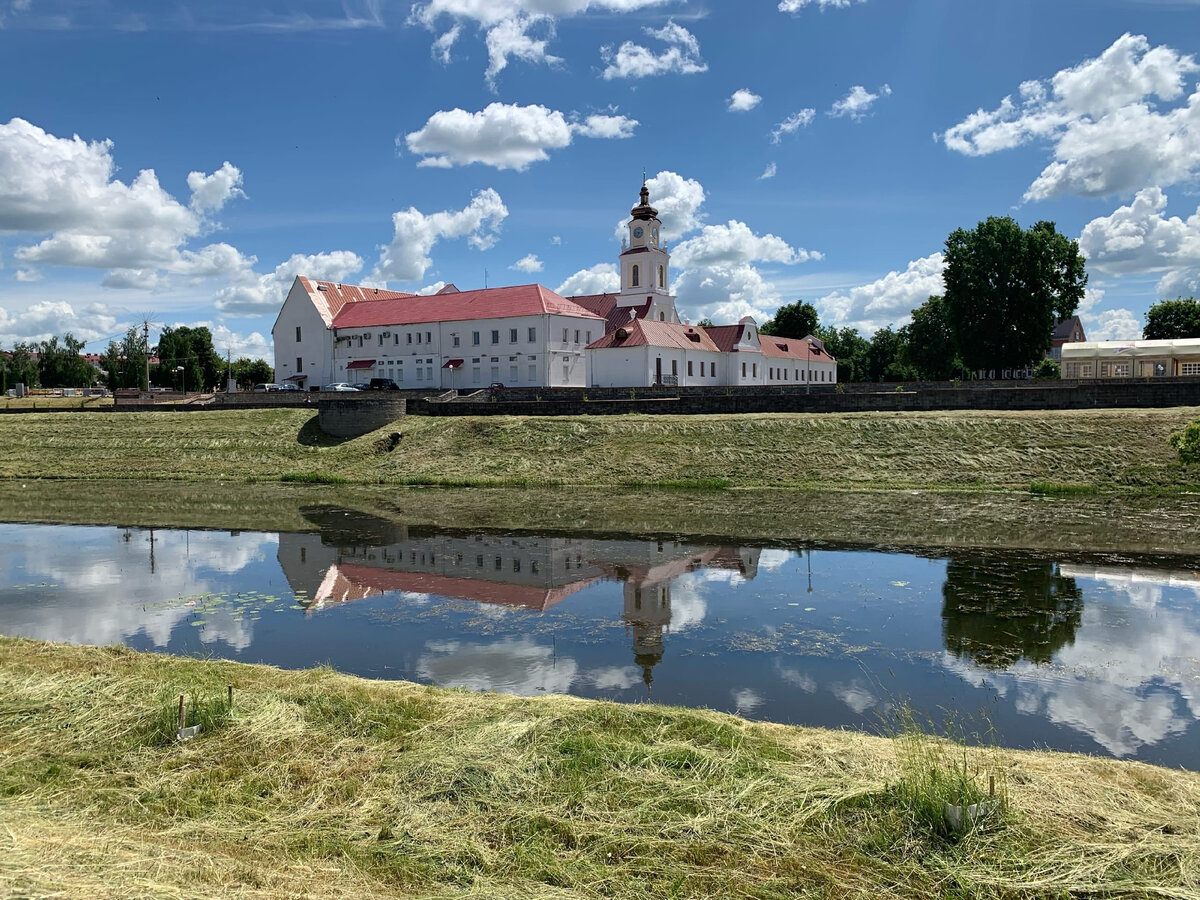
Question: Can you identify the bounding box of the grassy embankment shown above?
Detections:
[2,635,1198,900]
[2,406,1199,491]
[0,395,113,411]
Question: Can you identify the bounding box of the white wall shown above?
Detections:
[272,281,334,387]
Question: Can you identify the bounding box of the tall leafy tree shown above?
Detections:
[867,325,917,382]
[101,327,149,390]
[4,343,40,389]
[37,333,95,388]
[943,217,1087,371]
[760,300,819,339]
[154,326,220,391]
[1144,297,1200,340]
[231,357,274,389]
[903,296,961,381]
[814,325,870,382]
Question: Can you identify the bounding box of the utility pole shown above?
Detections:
[143,319,151,391]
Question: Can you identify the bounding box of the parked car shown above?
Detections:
[325,382,360,392]
[353,382,372,391]
[251,383,281,393]
[279,383,301,391]
[367,378,401,390]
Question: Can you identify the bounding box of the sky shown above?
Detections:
[3,0,1200,364]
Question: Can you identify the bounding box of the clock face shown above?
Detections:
[633,226,644,238]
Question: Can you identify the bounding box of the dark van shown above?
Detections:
[368,378,400,390]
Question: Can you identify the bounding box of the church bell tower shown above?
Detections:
[618,180,677,321]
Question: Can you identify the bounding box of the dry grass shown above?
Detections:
[2,636,1198,899]
[1,406,1200,491]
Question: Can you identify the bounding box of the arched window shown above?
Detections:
[631,265,640,287]
[658,265,665,288]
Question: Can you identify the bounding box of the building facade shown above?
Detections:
[1060,338,1200,379]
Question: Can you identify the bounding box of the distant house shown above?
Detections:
[1060,338,1200,378]
[1048,316,1086,361]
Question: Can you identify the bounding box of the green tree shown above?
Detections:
[230,357,274,389]
[814,325,870,382]
[902,296,960,381]
[3,343,40,390]
[37,333,96,388]
[101,327,149,391]
[154,326,220,392]
[1144,297,1200,340]
[867,325,916,382]
[943,217,1087,372]
[760,300,819,340]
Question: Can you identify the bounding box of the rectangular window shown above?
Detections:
[295,326,301,342]
[509,328,518,343]
[687,360,693,377]
[476,554,484,567]
[379,335,384,346]
[563,328,569,343]
[513,559,521,573]
[528,363,537,381]
[741,361,746,377]
[1081,363,1094,377]
[671,359,678,376]
[394,334,399,346]
[1183,363,1200,376]
[491,365,500,381]
[528,327,536,342]
[473,331,480,345]
[563,363,570,382]
[426,366,433,381]
[472,366,481,381]
[398,368,405,382]
[296,357,303,372]
[426,331,431,343]
[416,332,422,344]
[574,329,580,344]
[753,363,758,378]
[510,364,518,382]
[453,335,460,347]
[416,367,423,382]
[586,331,592,344]
[407,333,412,344]
[491,330,500,344]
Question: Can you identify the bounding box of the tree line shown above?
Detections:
[2,325,272,392]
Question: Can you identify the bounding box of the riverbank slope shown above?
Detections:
[2,636,1197,899]
[2,406,1199,490]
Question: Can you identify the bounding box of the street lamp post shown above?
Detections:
[175,365,185,395]
[806,338,814,394]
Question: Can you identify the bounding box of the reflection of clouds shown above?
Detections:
[662,572,710,632]
[775,663,817,694]
[941,584,1200,757]
[732,688,764,714]
[832,679,880,715]
[0,525,274,650]
[417,638,578,695]
[589,666,643,691]
[1059,565,1200,611]
[757,549,793,573]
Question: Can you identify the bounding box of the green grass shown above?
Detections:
[1,636,1198,899]
[2,406,1200,492]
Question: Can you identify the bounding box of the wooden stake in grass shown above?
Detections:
[227,684,233,711]
[177,693,186,730]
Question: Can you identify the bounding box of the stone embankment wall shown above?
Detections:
[318,397,407,438]
[413,378,1200,417]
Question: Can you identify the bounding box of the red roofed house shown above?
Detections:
[271,181,834,390]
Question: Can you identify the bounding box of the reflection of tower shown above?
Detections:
[624,580,671,691]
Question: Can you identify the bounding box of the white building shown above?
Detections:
[1060,338,1200,379]
[271,181,834,389]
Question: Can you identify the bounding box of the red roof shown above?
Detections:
[346,359,375,369]
[588,319,721,352]
[299,277,414,325]
[332,284,604,329]
[760,336,835,363]
[701,324,752,353]
[570,293,652,335]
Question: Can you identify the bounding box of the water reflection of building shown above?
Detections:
[278,506,762,683]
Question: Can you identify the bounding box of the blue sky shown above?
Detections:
[2,0,1200,363]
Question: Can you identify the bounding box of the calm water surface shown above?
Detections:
[2,506,1198,769]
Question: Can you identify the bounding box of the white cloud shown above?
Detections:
[0,299,117,347]
[633,169,707,239]
[0,117,251,284]
[186,161,246,213]
[1087,307,1143,341]
[779,0,863,11]
[405,103,637,171]
[771,109,815,144]
[1079,187,1200,297]
[829,84,891,120]
[411,0,676,86]
[673,220,820,268]
[759,162,777,180]
[941,34,1200,201]
[817,253,946,334]
[417,637,578,695]
[215,250,364,315]
[372,188,508,284]
[13,268,42,282]
[728,89,763,112]
[208,323,273,362]
[556,263,619,296]
[600,20,707,80]
[510,253,543,273]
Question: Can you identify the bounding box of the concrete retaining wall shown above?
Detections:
[318,397,407,438]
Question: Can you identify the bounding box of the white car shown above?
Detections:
[325,382,360,392]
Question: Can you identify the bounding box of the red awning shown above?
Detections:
[346,359,376,370]
[442,359,465,369]
[283,374,307,381]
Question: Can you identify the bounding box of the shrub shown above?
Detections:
[1034,358,1060,379]
[1170,419,1200,464]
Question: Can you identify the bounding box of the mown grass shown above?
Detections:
[3,406,1200,492]
[2,636,1198,900]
